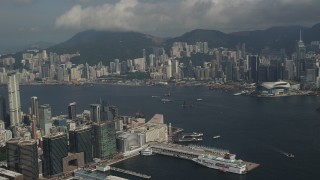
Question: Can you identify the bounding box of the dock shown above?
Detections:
[110,167,151,179]
[150,142,259,173]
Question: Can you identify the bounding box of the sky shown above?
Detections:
[0,0,320,51]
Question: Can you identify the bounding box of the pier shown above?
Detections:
[110,167,151,179]
[150,142,259,173]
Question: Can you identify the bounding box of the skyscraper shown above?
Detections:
[92,122,116,159]
[69,126,93,164]
[68,102,77,120]
[248,55,260,82]
[30,96,39,124]
[90,104,101,123]
[39,104,52,135]
[296,30,306,81]
[0,95,7,125]
[6,138,39,180]
[7,73,22,126]
[42,133,68,177]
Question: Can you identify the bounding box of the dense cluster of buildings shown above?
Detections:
[0,33,320,89]
[0,72,169,179]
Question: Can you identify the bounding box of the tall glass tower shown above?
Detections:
[39,104,52,135]
[7,73,21,126]
[68,102,77,120]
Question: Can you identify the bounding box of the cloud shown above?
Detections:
[55,0,320,36]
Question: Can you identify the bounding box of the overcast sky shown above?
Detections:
[1,0,320,51]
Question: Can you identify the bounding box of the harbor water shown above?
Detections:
[1,84,319,180]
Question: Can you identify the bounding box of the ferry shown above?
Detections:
[283,152,294,158]
[177,137,203,142]
[140,148,153,156]
[213,135,221,139]
[192,154,247,174]
[161,98,172,103]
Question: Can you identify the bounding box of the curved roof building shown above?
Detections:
[260,81,290,89]
[257,81,291,96]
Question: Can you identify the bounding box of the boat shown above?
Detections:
[213,135,221,139]
[196,98,203,101]
[152,95,159,98]
[192,153,247,174]
[233,92,242,96]
[161,98,172,102]
[140,148,153,156]
[164,92,171,97]
[283,152,294,158]
[177,137,203,142]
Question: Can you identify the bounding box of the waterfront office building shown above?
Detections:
[6,138,39,180]
[7,73,22,126]
[39,104,52,135]
[68,102,77,120]
[42,133,68,177]
[69,126,93,164]
[92,122,117,159]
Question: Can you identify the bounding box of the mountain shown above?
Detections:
[48,23,320,65]
[49,30,164,65]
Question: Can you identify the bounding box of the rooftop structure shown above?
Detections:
[257,81,291,96]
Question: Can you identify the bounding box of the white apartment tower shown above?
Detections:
[7,73,22,126]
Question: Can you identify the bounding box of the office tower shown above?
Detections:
[90,104,101,123]
[7,73,22,126]
[42,133,68,177]
[296,30,306,81]
[166,60,172,79]
[248,55,260,82]
[0,95,7,125]
[30,96,39,123]
[69,126,93,164]
[39,104,52,135]
[68,102,77,120]
[92,122,116,159]
[6,138,39,180]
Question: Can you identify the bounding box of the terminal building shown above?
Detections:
[116,114,168,153]
[256,81,291,96]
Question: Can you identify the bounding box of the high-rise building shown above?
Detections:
[39,104,52,135]
[296,30,306,81]
[0,95,7,125]
[90,104,101,123]
[69,126,93,164]
[68,102,77,120]
[6,138,39,180]
[92,122,116,159]
[42,133,68,177]
[30,96,39,124]
[248,55,260,82]
[7,73,22,126]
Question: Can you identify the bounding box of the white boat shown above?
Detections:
[192,154,247,174]
[140,148,153,156]
[213,135,221,139]
[196,98,203,101]
[283,152,294,158]
[233,92,242,96]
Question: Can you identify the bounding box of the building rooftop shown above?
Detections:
[0,168,23,178]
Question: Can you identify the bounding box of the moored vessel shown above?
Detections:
[192,153,247,174]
